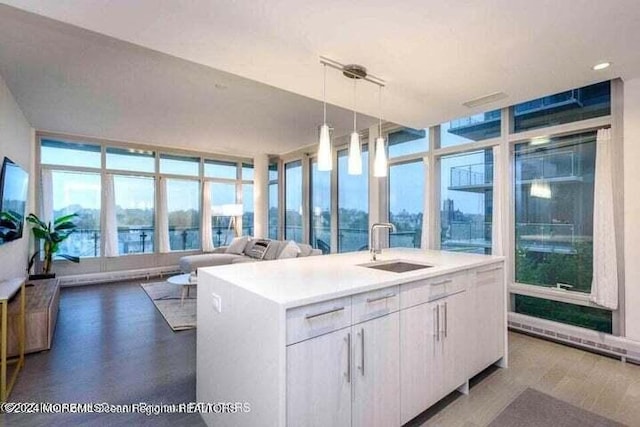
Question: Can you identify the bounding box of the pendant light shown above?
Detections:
[373,85,388,177]
[317,64,332,171]
[348,78,362,175]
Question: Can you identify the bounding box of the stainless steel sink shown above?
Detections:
[360,260,434,273]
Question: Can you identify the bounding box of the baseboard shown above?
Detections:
[58,265,181,287]
[508,312,640,363]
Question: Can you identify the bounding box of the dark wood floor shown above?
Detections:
[1,279,205,426]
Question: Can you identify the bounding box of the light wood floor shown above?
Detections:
[2,281,639,426]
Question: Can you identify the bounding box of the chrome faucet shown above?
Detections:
[370,223,396,261]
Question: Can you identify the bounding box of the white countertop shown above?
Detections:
[199,248,504,308]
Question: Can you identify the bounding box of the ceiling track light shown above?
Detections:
[315,56,386,175]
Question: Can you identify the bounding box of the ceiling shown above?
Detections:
[1,1,640,155]
[0,5,376,156]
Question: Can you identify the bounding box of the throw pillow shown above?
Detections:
[246,239,271,260]
[278,240,301,259]
[226,236,251,255]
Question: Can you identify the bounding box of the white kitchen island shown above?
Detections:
[196,248,506,427]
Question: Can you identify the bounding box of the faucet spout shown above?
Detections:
[370,223,397,261]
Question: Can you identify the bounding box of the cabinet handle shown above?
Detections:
[435,304,440,341]
[345,332,351,383]
[305,306,344,320]
[478,266,502,274]
[358,327,365,376]
[366,293,396,303]
[443,302,448,338]
[432,279,452,286]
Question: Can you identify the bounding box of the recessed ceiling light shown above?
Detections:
[592,62,611,71]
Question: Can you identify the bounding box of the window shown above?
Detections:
[388,128,427,158]
[268,163,279,240]
[113,175,155,254]
[41,139,101,168]
[50,170,101,258]
[106,147,155,173]
[514,132,595,293]
[166,179,200,251]
[389,160,424,248]
[513,81,610,133]
[243,183,254,236]
[338,146,369,252]
[242,163,254,181]
[160,154,199,176]
[284,161,303,242]
[514,295,612,333]
[211,182,237,246]
[440,150,493,254]
[439,110,501,148]
[205,160,237,179]
[310,159,331,253]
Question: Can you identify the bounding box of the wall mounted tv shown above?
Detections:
[0,157,29,245]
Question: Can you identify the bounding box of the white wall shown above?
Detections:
[624,78,640,342]
[0,74,34,282]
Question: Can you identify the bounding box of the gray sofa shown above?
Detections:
[179,238,321,273]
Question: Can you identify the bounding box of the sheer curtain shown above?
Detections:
[201,181,214,252]
[40,169,54,225]
[420,156,430,249]
[491,146,504,256]
[104,174,119,257]
[157,177,171,253]
[590,128,618,309]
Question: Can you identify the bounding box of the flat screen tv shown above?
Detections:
[0,157,29,245]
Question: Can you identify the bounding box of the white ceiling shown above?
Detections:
[0,5,377,156]
[3,0,639,132]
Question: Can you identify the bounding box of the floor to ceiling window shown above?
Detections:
[285,160,303,242]
[337,145,369,252]
[439,150,493,254]
[113,175,155,254]
[166,179,200,251]
[242,163,254,236]
[268,162,279,239]
[389,161,425,249]
[309,158,331,253]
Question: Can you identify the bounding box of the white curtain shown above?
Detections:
[420,156,430,249]
[157,177,171,253]
[104,174,119,257]
[491,146,504,256]
[201,181,214,252]
[40,169,54,225]
[590,128,618,309]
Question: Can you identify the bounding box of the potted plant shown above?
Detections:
[26,213,80,280]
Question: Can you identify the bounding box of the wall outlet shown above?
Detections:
[211,292,222,313]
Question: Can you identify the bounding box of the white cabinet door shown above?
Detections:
[441,291,469,393]
[287,328,352,427]
[400,300,442,425]
[469,265,505,376]
[352,312,400,427]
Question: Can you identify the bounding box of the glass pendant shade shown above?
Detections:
[348,132,362,175]
[317,124,332,171]
[373,136,388,177]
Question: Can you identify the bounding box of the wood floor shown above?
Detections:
[2,280,639,426]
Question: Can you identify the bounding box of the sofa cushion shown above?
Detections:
[297,243,314,257]
[246,239,271,259]
[243,239,257,256]
[278,241,301,259]
[231,257,258,264]
[179,253,245,273]
[263,240,284,260]
[226,236,251,254]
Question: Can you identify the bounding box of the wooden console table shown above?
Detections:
[7,278,60,357]
[0,278,25,402]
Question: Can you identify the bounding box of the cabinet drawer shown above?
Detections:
[474,263,504,287]
[352,286,399,324]
[400,271,468,309]
[286,296,352,345]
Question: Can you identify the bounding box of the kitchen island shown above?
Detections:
[197,248,506,427]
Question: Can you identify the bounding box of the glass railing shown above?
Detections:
[449,163,491,188]
[516,222,584,253]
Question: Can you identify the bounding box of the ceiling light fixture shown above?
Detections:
[316,57,386,174]
[373,85,388,177]
[593,62,611,71]
[348,77,362,175]
[317,64,332,171]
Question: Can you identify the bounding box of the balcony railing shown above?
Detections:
[448,110,501,130]
[518,150,576,181]
[516,222,584,253]
[449,163,491,188]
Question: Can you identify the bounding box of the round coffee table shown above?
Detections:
[167,273,197,306]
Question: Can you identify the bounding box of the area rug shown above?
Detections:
[141,281,196,331]
[488,388,624,427]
